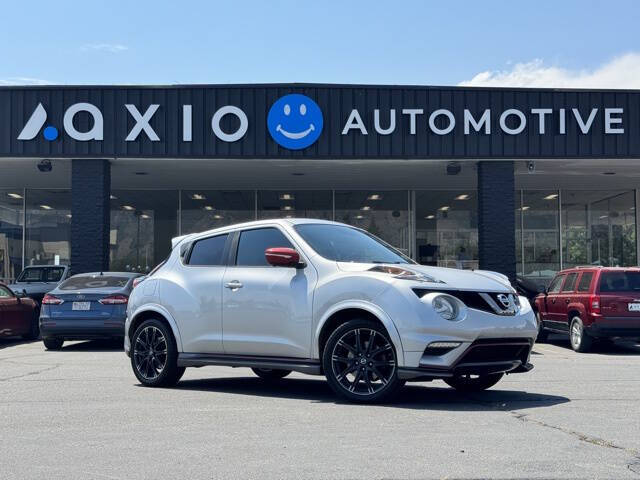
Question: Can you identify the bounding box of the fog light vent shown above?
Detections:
[423,341,462,356]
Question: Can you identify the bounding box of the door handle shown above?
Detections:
[565,299,570,304]
[551,298,556,304]
[224,280,243,290]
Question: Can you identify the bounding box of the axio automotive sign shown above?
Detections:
[1,85,639,158]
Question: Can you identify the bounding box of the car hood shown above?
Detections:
[337,262,514,292]
[7,282,58,294]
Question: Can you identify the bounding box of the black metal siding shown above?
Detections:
[1,84,639,159]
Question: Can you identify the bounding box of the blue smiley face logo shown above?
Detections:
[267,94,323,150]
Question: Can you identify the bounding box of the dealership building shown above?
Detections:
[0,84,639,286]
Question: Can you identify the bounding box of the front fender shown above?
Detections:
[313,300,405,367]
[127,303,184,352]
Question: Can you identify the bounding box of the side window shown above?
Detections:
[236,228,293,267]
[0,286,13,298]
[548,275,565,293]
[188,234,229,266]
[577,272,594,292]
[561,273,578,292]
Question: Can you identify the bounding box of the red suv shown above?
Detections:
[534,267,640,352]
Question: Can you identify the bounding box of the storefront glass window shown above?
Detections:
[519,190,560,284]
[110,190,178,273]
[182,190,255,234]
[562,190,636,268]
[257,190,332,221]
[335,191,410,255]
[25,189,71,268]
[0,189,24,282]
[415,191,478,269]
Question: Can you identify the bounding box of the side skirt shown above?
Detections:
[177,353,322,376]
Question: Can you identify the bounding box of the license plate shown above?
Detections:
[628,303,640,312]
[72,302,91,311]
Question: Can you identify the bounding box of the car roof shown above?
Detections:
[22,265,67,269]
[172,218,344,246]
[557,266,640,275]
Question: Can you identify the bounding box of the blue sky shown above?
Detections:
[1,0,640,87]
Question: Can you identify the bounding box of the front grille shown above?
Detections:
[456,338,532,366]
[413,288,519,316]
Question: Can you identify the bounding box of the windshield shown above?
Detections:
[599,271,640,293]
[294,224,414,264]
[17,267,65,283]
[59,275,132,290]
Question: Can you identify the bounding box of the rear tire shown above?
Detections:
[131,319,185,387]
[444,373,504,392]
[251,368,291,380]
[43,337,63,350]
[569,317,593,353]
[322,318,405,403]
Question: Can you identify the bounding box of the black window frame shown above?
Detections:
[547,274,565,293]
[184,233,232,267]
[577,272,594,292]
[561,272,578,292]
[230,226,296,268]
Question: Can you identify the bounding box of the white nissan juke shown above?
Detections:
[125,219,537,403]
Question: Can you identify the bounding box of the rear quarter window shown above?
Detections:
[561,273,578,292]
[599,272,640,293]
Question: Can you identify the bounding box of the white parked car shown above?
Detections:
[125,219,536,402]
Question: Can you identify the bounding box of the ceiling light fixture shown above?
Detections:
[367,194,383,200]
[213,214,223,219]
[122,205,135,211]
[361,206,371,211]
[191,193,206,200]
[140,214,150,219]
[425,215,435,219]
[39,205,52,210]
[7,193,23,199]
[438,206,450,211]
[355,215,364,219]
[110,195,117,200]
[204,206,214,211]
[454,194,469,201]
[282,205,293,211]
[279,194,294,200]
[543,194,559,200]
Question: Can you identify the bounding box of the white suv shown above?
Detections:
[125,219,536,402]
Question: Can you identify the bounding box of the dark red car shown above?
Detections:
[0,282,40,340]
[534,267,640,352]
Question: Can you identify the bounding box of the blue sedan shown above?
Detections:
[40,272,142,350]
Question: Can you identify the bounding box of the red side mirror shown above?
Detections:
[265,247,301,267]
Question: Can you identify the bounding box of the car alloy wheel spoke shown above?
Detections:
[331,327,396,396]
[134,326,167,380]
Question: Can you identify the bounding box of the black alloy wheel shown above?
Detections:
[131,319,184,387]
[444,372,504,392]
[252,368,292,380]
[323,319,404,403]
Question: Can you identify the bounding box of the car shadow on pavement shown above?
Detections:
[173,376,570,411]
[0,337,40,350]
[543,334,640,355]
[59,339,124,351]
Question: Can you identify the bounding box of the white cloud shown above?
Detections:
[0,77,52,86]
[81,43,128,53]
[459,53,640,89]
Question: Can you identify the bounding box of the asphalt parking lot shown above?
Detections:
[1,336,639,480]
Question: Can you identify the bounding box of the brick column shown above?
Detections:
[71,159,110,274]
[477,161,516,282]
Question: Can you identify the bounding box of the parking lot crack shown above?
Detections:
[511,412,640,477]
[0,363,60,381]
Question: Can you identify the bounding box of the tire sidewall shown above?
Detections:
[131,318,182,387]
[570,316,591,352]
[322,318,404,403]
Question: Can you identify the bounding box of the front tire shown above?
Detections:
[570,317,593,353]
[322,319,405,403]
[252,368,291,380]
[43,337,63,350]
[535,312,548,343]
[444,373,504,392]
[22,311,40,340]
[131,319,185,387]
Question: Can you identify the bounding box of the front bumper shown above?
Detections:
[398,337,534,380]
[39,318,125,339]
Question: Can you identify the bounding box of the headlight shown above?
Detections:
[368,265,443,283]
[432,294,458,321]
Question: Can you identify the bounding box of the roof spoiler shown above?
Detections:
[171,234,191,250]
